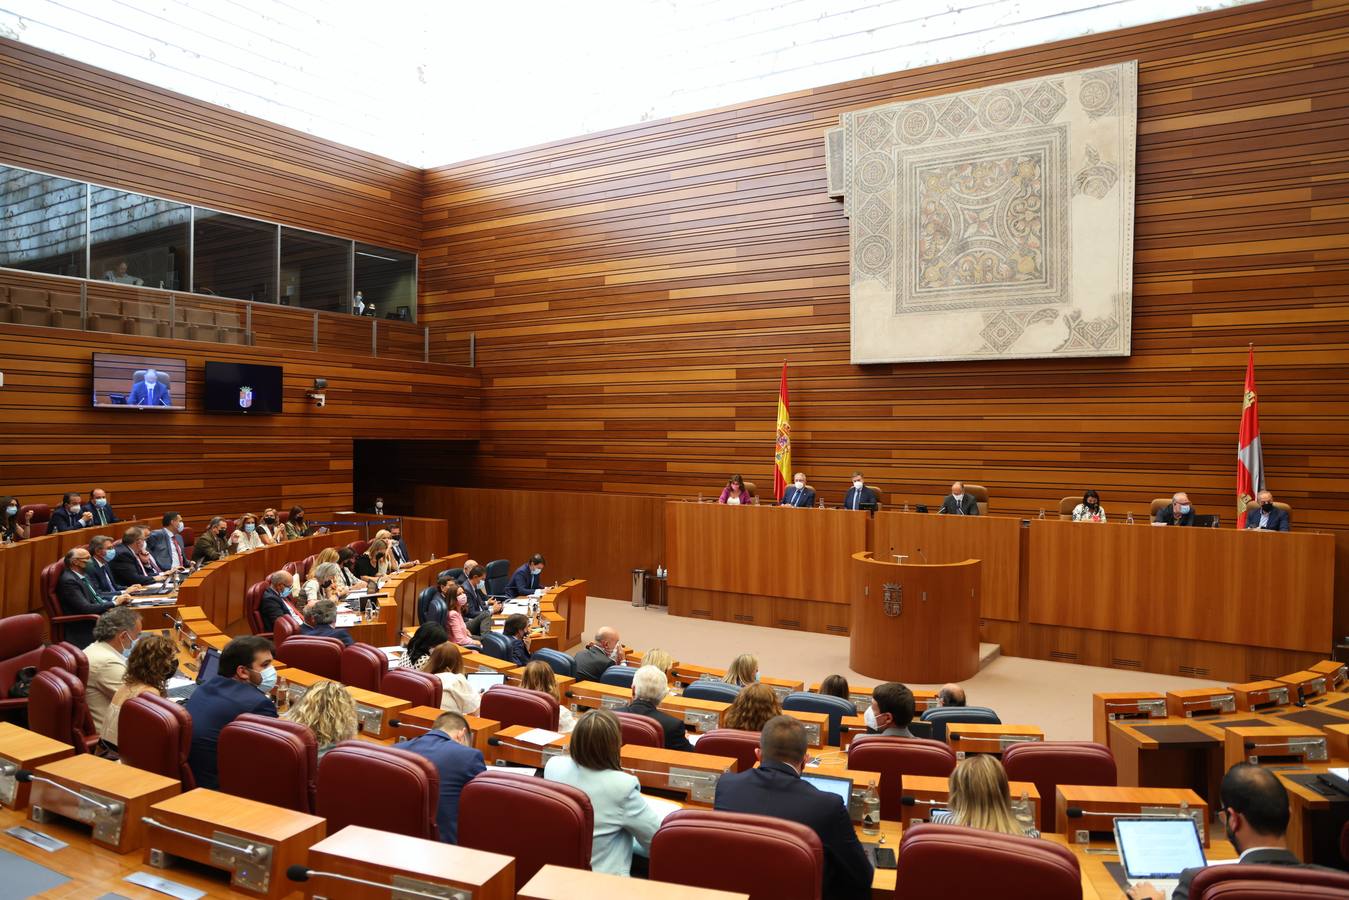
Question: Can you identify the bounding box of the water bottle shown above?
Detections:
[1013,788,1034,832]
[1037,508,1046,520]
[818,497,825,509]
[1126,511,1135,525]
[862,779,881,834]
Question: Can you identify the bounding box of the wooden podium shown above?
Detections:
[849,551,980,683]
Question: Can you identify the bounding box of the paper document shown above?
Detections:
[335,614,361,627]
[515,728,563,746]
[685,732,703,746]
[165,676,194,691]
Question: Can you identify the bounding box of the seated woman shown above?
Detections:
[445,587,482,651]
[258,508,284,545]
[1,496,33,542]
[355,539,390,579]
[1072,489,1107,523]
[231,513,265,552]
[930,754,1040,838]
[301,549,348,603]
[642,648,676,679]
[404,622,449,671]
[819,673,851,700]
[543,708,662,876]
[724,682,782,732]
[286,680,358,758]
[721,652,759,687]
[426,643,480,715]
[335,547,365,589]
[521,660,575,734]
[371,529,416,571]
[105,633,178,746]
[717,474,754,506]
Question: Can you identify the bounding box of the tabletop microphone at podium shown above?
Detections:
[900,796,942,807]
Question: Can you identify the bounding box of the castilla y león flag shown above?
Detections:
[1236,346,1264,527]
[774,362,791,502]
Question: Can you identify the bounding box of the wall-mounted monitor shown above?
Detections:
[203,361,283,414]
[92,353,187,409]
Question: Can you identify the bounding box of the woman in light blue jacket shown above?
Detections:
[543,709,663,875]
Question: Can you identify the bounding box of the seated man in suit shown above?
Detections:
[387,522,413,566]
[1245,490,1291,532]
[397,711,486,844]
[299,599,353,646]
[418,572,457,628]
[184,636,277,789]
[842,472,879,511]
[1129,763,1317,900]
[938,683,966,707]
[85,534,130,599]
[573,626,625,682]
[258,570,303,633]
[127,367,171,407]
[110,526,165,588]
[505,553,546,598]
[87,488,119,527]
[48,492,94,533]
[780,472,816,508]
[457,564,500,636]
[502,613,533,667]
[617,665,693,752]
[147,511,188,571]
[55,546,131,648]
[192,516,231,564]
[715,716,872,900]
[84,607,141,740]
[1155,491,1197,526]
[939,481,980,516]
[866,681,916,737]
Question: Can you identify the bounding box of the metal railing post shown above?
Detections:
[372,318,378,357]
[423,326,429,363]
[79,282,87,331]
[470,332,476,367]
[246,301,253,345]
[312,311,319,352]
[168,293,176,339]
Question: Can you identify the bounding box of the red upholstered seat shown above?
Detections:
[275,636,343,681]
[28,669,98,753]
[848,735,956,821]
[694,728,760,773]
[0,613,45,717]
[893,823,1080,900]
[480,684,559,730]
[301,554,317,576]
[39,642,89,684]
[317,741,439,840]
[245,580,272,637]
[459,769,592,889]
[340,643,388,692]
[650,808,824,900]
[1003,740,1117,832]
[282,560,301,577]
[40,561,100,646]
[117,693,194,788]
[20,504,50,538]
[347,540,370,556]
[615,711,663,748]
[219,713,317,813]
[381,669,440,708]
[1189,863,1349,899]
[273,615,300,646]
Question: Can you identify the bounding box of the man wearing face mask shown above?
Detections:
[780,472,816,508]
[506,553,547,598]
[1155,491,1197,526]
[387,524,413,566]
[843,472,879,512]
[86,534,137,599]
[192,516,232,563]
[1243,490,1290,532]
[110,526,166,588]
[48,492,95,533]
[56,547,131,648]
[865,682,916,737]
[85,608,142,738]
[87,488,120,527]
[258,570,303,633]
[127,367,171,407]
[456,564,500,635]
[939,481,980,516]
[147,511,188,571]
[185,635,277,789]
[573,626,626,682]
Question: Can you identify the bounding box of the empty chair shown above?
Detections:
[1188,863,1349,899]
[531,647,575,678]
[479,632,511,662]
[48,291,81,328]
[340,643,389,692]
[9,287,50,326]
[650,809,823,900]
[615,711,663,748]
[301,554,318,576]
[1003,741,1117,833]
[459,769,593,889]
[273,615,300,646]
[218,714,317,813]
[122,300,167,337]
[381,669,440,708]
[0,613,46,718]
[599,665,637,688]
[417,584,446,628]
[347,539,370,556]
[39,642,89,684]
[921,705,1001,743]
[847,735,957,821]
[275,636,343,681]
[892,823,1079,900]
[117,693,194,788]
[484,559,510,596]
[244,580,273,637]
[19,503,50,537]
[684,680,741,703]
[28,669,98,753]
[317,741,439,840]
[783,691,856,746]
[180,305,219,341]
[86,297,126,334]
[480,684,559,730]
[215,308,247,344]
[694,728,760,773]
[40,560,100,647]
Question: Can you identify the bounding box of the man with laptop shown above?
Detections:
[1126,763,1308,900]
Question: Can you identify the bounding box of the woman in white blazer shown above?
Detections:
[230,513,265,552]
[543,709,662,876]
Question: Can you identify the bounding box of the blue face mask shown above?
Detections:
[531,566,542,575]
[280,586,292,598]
[5,506,16,517]
[1179,505,1191,514]
[120,633,140,659]
[93,498,107,508]
[244,523,256,533]
[104,548,116,562]
[257,665,278,694]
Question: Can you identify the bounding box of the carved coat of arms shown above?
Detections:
[882,582,903,617]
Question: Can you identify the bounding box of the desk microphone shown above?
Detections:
[916,548,929,564]
[15,770,121,814]
[386,720,429,733]
[1065,806,1185,819]
[286,865,449,899]
[163,611,183,628]
[487,736,503,746]
[900,796,942,807]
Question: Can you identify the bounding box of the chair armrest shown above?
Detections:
[0,697,29,711]
[50,613,101,625]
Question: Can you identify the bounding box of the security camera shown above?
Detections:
[313,377,328,390]
[307,392,326,408]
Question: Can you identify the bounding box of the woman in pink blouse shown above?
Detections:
[445,585,483,650]
[718,474,754,506]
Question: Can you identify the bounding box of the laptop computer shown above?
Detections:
[467,672,506,693]
[167,648,220,702]
[802,773,853,808]
[1114,816,1207,899]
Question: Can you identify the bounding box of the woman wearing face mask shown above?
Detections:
[231,513,264,551]
[1072,489,1107,523]
[355,539,390,579]
[0,496,32,542]
[718,474,754,506]
[444,584,483,651]
[258,508,283,545]
[104,633,178,746]
[283,506,313,540]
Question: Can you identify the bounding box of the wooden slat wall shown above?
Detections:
[418,0,1349,632]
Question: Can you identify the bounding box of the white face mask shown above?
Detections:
[794,480,805,489]
[853,481,864,490]
[864,706,879,730]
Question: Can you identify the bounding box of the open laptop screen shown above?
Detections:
[467,672,507,693]
[1115,817,1206,879]
[802,773,853,807]
[195,648,221,684]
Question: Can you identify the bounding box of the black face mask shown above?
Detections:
[375,553,384,561]
[1086,499,1097,508]
[1260,502,1273,512]
[264,517,276,525]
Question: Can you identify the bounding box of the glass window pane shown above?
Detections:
[0,165,87,277]
[90,186,190,290]
[354,243,416,321]
[193,209,277,302]
[280,227,350,313]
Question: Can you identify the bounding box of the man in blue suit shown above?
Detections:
[780,472,816,508]
[85,535,126,599]
[48,493,94,533]
[127,368,172,407]
[398,711,486,843]
[1244,491,1291,532]
[715,716,872,900]
[147,512,187,571]
[505,554,546,597]
[842,472,879,511]
[184,636,277,789]
[299,600,354,646]
[87,488,120,527]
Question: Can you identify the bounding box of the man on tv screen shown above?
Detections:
[128,369,171,407]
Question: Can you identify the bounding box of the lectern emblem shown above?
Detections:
[882,582,903,617]
[239,386,253,409]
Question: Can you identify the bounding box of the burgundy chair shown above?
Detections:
[650,809,824,900]
[179,525,195,551]
[615,711,663,748]
[301,554,317,576]
[117,693,194,788]
[218,713,317,813]
[848,735,957,822]
[245,579,272,637]
[459,769,593,889]
[275,636,343,681]
[20,503,50,537]
[340,643,389,692]
[893,823,1080,900]
[381,669,440,708]
[39,642,89,684]
[27,669,98,753]
[278,510,291,523]
[40,561,99,646]
[273,615,300,647]
[282,560,302,577]
[1003,740,1117,832]
[480,685,559,730]
[317,742,439,840]
[695,728,761,773]
[1191,864,1349,899]
[1342,819,1349,864]
[0,613,45,718]
[347,539,370,556]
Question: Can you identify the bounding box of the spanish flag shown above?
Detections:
[774,362,792,502]
[1236,345,1264,528]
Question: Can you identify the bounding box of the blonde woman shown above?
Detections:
[722,653,759,687]
[521,660,575,734]
[426,643,479,715]
[724,682,782,732]
[355,539,390,579]
[231,513,265,551]
[642,648,676,678]
[930,754,1040,838]
[258,508,283,545]
[286,680,359,758]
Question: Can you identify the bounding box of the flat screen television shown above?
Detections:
[92,353,187,410]
[203,361,283,414]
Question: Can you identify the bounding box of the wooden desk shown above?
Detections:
[1092,693,1168,745]
[306,824,513,899]
[393,705,501,756]
[521,864,747,900]
[659,694,729,733]
[946,723,1044,757]
[900,774,1040,828]
[1043,832,1239,900]
[489,724,569,767]
[1223,725,1329,770]
[1108,716,1225,809]
[1055,785,1207,844]
[31,754,180,853]
[1274,761,1349,864]
[544,579,588,650]
[0,722,72,809]
[568,679,632,711]
[0,516,156,622]
[620,744,736,805]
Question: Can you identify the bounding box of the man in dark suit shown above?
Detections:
[617,665,693,751]
[715,716,872,900]
[184,636,277,789]
[85,535,129,599]
[127,368,171,407]
[938,481,980,516]
[387,523,412,565]
[1129,763,1318,900]
[1244,491,1291,532]
[1154,492,1197,526]
[505,554,546,598]
[417,573,456,627]
[47,493,94,533]
[299,599,354,646]
[398,711,486,844]
[54,547,130,648]
[502,614,532,667]
[456,564,499,636]
[192,516,230,563]
[87,488,119,527]
[147,512,188,571]
[573,626,624,682]
[258,571,301,633]
[110,526,164,588]
[842,472,879,511]
[780,472,816,508]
